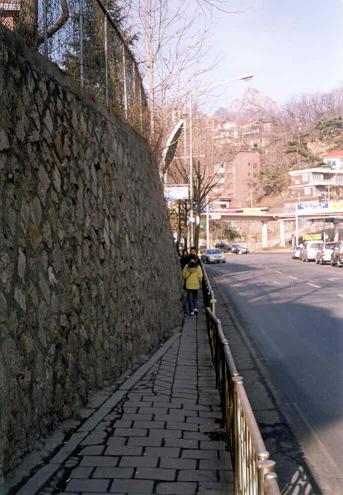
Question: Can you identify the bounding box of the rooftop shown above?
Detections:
[323,151,343,158]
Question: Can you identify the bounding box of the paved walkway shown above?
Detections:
[17,313,233,495]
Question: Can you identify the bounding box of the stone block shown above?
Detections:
[135,467,176,481]
[65,479,110,492]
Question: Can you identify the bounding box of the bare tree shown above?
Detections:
[119,0,219,153]
[166,108,229,248]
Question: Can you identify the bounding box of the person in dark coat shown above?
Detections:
[180,248,189,269]
[189,246,201,263]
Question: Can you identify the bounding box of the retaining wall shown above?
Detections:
[0,26,182,475]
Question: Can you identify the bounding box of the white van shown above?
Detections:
[301,240,323,262]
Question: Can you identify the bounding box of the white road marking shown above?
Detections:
[275,270,282,274]
[328,277,339,281]
[338,294,343,298]
[249,295,265,302]
[288,276,298,280]
[307,282,320,289]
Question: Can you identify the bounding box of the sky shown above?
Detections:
[195,0,343,112]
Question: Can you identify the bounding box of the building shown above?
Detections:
[288,151,343,203]
[211,150,261,208]
[213,119,272,149]
[0,0,21,30]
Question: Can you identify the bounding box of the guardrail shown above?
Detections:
[201,263,282,495]
[0,0,149,139]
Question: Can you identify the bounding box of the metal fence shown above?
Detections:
[202,264,282,495]
[0,0,149,139]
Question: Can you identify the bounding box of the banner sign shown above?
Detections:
[303,233,322,240]
[164,185,189,201]
[297,203,328,210]
[329,200,343,211]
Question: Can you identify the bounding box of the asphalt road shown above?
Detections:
[206,252,343,495]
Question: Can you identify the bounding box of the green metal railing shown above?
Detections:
[201,263,281,495]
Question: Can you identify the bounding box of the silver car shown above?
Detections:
[201,249,226,264]
[301,240,323,262]
[292,245,302,259]
[315,242,335,265]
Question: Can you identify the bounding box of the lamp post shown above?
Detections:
[188,72,254,246]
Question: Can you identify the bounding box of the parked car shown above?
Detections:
[331,241,343,267]
[315,242,335,265]
[300,240,323,262]
[201,248,226,264]
[215,242,232,252]
[292,245,302,259]
[231,244,249,254]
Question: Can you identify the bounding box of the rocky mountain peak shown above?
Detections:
[228,88,281,119]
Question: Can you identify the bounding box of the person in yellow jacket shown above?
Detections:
[182,255,203,316]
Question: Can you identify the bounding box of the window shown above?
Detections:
[305,187,312,195]
[253,173,257,178]
[248,162,251,166]
[253,163,257,169]
[302,173,309,182]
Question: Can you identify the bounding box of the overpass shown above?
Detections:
[200,206,343,248]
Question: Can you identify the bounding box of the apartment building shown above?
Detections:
[211,150,261,207]
[213,119,272,149]
[289,151,343,202]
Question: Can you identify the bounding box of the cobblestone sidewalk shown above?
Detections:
[17,314,233,495]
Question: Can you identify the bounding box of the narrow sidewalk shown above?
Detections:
[17,313,233,495]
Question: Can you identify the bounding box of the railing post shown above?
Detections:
[220,343,227,427]
[232,375,244,495]
[210,289,216,315]
[257,459,276,495]
[264,471,280,495]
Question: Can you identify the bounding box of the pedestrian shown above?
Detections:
[180,248,189,269]
[189,246,200,262]
[183,254,203,316]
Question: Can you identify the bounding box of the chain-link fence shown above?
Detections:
[0,0,149,139]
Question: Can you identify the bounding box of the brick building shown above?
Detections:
[211,150,260,207]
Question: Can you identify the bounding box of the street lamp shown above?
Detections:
[188,73,254,246]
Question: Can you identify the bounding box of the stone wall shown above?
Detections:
[0,26,182,476]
